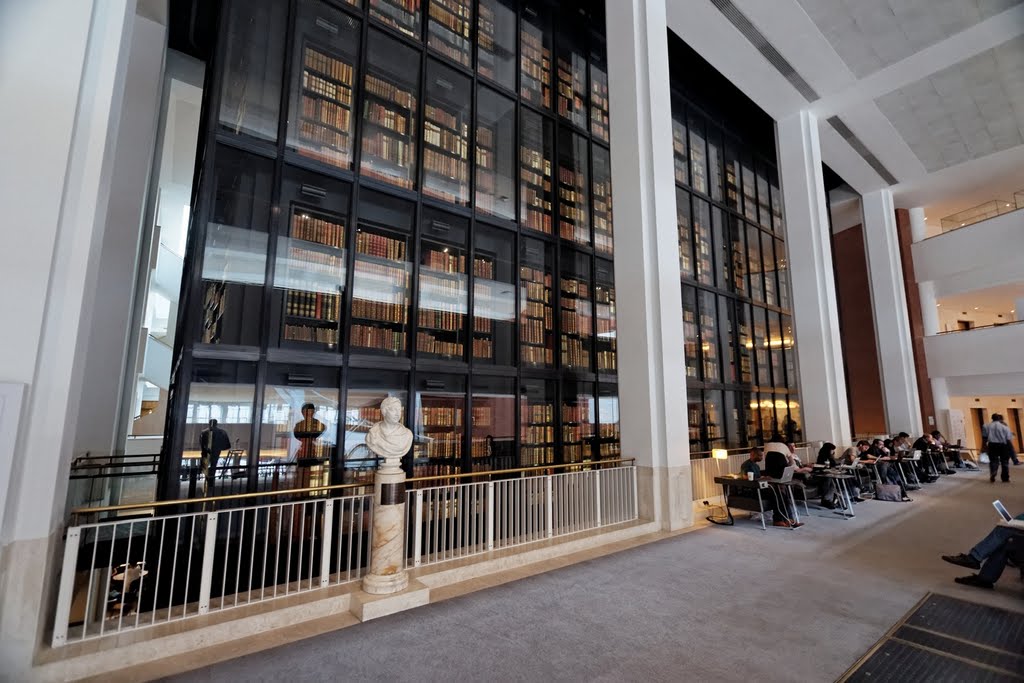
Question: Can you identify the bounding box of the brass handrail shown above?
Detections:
[406,458,636,483]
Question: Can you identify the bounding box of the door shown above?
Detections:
[971,408,987,452]
[1008,408,1024,453]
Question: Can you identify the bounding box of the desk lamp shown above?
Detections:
[705,449,731,524]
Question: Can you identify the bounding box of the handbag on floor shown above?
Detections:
[874,483,902,502]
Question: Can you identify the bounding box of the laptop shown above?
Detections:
[992,500,1024,529]
[771,465,796,483]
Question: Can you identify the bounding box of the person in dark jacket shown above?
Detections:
[199,419,231,489]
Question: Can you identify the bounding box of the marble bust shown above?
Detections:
[365,396,413,468]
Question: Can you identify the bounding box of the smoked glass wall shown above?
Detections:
[672,94,800,455]
[164,0,617,498]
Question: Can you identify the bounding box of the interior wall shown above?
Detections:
[832,224,886,435]
[949,395,1024,451]
[936,307,1013,331]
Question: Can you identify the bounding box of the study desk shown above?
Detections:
[712,475,801,530]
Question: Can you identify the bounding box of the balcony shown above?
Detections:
[924,321,1024,395]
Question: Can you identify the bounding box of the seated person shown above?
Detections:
[942,516,1024,569]
[953,535,1024,589]
[858,440,912,501]
[914,433,953,475]
[737,448,802,528]
[813,442,839,508]
[932,430,973,469]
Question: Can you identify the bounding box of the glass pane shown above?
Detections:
[590,43,610,143]
[562,380,595,464]
[595,271,617,374]
[687,392,702,452]
[707,125,723,202]
[760,394,777,440]
[200,147,272,346]
[762,231,777,306]
[218,0,286,141]
[747,222,763,302]
[520,3,552,109]
[413,374,465,476]
[723,138,740,210]
[744,391,759,445]
[520,237,555,367]
[672,98,688,186]
[477,0,516,90]
[471,376,516,472]
[182,360,256,497]
[592,145,614,256]
[557,130,590,246]
[712,207,728,290]
[422,61,471,205]
[274,167,350,351]
[757,161,772,229]
[682,286,698,380]
[475,87,516,220]
[720,294,737,384]
[560,249,592,371]
[520,378,555,466]
[677,188,693,279]
[369,0,421,39]
[351,192,413,355]
[699,290,719,382]
[343,369,407,483]
[753,307,770,387]
[737,302,753,385]
[417,208,468,361]
[556,32,587,129]
[782,314,797,390]
[360,31,419,190]
[724,390,741,449]
[520,108,554,234]
[705,390,724,451]
[427,0,472,67]
[741,155,757,222]
[786,399,803,443]
[729,214,746,295]
[768,311,784,388]
[776,237,790,310]
[693,197,713,285]
[262,370,340,493]
[598,384,621,459]
[288,2,360,170]
[769,168,784,234]
[473,225,515,366]
[688,113,707,195]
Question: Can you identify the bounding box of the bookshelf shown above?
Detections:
[595,282,616,374]
[730,215,746,295]
[556,39,587,130]
[753,307,770,387]
[520,4,551,109]
[561,387,594,464]
[471,253,495,361]
[280,209,347,349]
[737,303,752,384]
[706,126,723,203]
[761,232,777,306]
[724,140,740,210]
[559,253,592,371]
[598,384,620,459]
[756,164,772,230]
[351,226,410,355]
[741,158,758,222]
[360,32,418,190]
[422,63,470,205]
[470,377,515,471]
[475,88,515,221]
[558,131,589,246]
[519,238,554,368]
[676,187,693,279]
[746,222,763,302]
[414,388,464,478]
[427,0,472,67]
[688,398,701,451]
[369,0,420,39]
[688,114,707,195]
[693,198,712,285]
[672,102,688,186]
[682,286,698,379]
[473,225,515,366]
[417,240,467,360]
[520,109,553,235]
[592,146,613,256]
[698,290,718,381]
[589,47,609,143]
[476,0,515,90]
[520,379,555,467]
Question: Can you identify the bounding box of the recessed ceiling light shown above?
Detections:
[974,307,979,310]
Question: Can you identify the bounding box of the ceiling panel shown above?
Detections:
[875,35,1024,172]
[797,0,1022,77]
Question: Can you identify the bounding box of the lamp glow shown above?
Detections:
[712,449,728,460]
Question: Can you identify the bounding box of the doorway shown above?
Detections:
[1008,408,1024,453]
[971,408,987,452]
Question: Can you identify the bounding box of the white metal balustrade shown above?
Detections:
[406,465,638,568]
[51,493,372,647]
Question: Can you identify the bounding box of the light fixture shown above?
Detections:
[712,449,728,460]
[974,307,979,310]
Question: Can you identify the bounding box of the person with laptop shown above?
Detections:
[737,448,802,528]
[953,535,1024,589]
[983,413,1016,483]
[857,440,912,501]
[942,500,1024,570]
[913,433,953,475]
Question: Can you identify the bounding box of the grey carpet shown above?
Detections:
[165,470,1024,683]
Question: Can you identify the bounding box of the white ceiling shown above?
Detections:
[666,0,1024,228]
[936,282,1024,316]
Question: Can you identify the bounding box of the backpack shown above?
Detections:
[874,483,903,502]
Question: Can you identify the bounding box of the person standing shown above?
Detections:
[199,418,231,492]
[983,413,1015,483]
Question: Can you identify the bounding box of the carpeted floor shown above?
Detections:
[165,469,1024,683]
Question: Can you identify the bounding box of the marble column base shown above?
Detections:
[362,465,409,595]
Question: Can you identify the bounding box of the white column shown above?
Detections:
[606,0,692,530]
[0,0,137,675]
[862,190,922,435]
[931,377,951,435]
[1015,298,1024,322]
[775,111,851,445]
[909,206,928,242]
[919,281,940,336]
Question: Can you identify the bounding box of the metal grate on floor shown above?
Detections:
[839,593,1024,683]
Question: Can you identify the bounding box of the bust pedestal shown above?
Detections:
[361,460,409,595]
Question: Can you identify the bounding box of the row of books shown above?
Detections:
[417,331,462,357]
[597,350,616,372]
[356,406,384,423]
[365,72,415,110]
[356,231,406,261]
[351,323,406,352]
[472,316,493,333]
[561,338,590,368]
[470,438,491,457]
[522,425,554,444]
[418,308,463,331]
[471,405,492,426]
[600,442,621,457]
[561,277,589,297]
[286,291,340,321]
[424,121,468,158]
[424,147,469,182]
[301,94,351,134]
[369,0,420,38]
[563,424,594,442]
[364,100,408,136]
[562,402,592,423]
[520,318,549,346]
[292,213,344,249]
[288,245,344,277]
[522,300,552,325]
[523,281,551,305]
[283,323,336,345]
[562,444,588,462]
[421,405,463,427]
[594,232,614,255]
[361,143,415,189]
[298,121,350,166]
[522,205,553,234]
[305,47,353,85]
[418,435,462,459]
[596,317,616,335]
[522,446,555,466]
[590,72,609,142]
[473,256,493,279]
[522,345,553,366]
[520,23,551,108]
[524,404,553,423]
[303,72,352,107]
[598,423,619,439]
[560,310,592,335]
[472,338,493,358]
[352,298,406,324]
[423,248,465,274]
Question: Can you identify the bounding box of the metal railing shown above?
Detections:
[52,489,372,647]
[938,190,1024,233]
[932,318,1024,335]
[406,464,638,568]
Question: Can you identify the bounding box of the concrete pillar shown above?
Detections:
[775,111,851,445]
[862,190,922,435]
[931,377,951,436]
[919,281,940,336]
[909,206,928,242]
[0,0,138,675]
[606,0,692,530]
[1015,298,1024,322]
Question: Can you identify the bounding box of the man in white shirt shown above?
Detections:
[983,414,1015,483]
